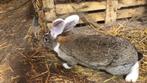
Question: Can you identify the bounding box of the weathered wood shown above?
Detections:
[55,0,147,15]
[105,0,118,24]
[80,7,145,23]
[118,0,146,9]
[119,0,136,4]
[117,7,145,19]
[42,0,56,30]
[56,1,106,15]
[35,0,147,25]
[42,0,56,21]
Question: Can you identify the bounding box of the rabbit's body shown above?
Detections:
[56,34,138,75]
[43,15,143,82]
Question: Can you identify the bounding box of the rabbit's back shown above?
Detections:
[59,34,138,68]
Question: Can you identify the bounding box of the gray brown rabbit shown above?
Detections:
[43,15,143,82]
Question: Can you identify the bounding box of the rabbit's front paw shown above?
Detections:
[125,61,139,83]
[62,63,72,69]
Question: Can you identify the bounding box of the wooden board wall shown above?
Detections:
[55,0,147,24]
[55,0,147,15]
[34,0,147,29]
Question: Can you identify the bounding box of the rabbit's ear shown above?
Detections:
[51,18,65,39]
[63,15,79,32]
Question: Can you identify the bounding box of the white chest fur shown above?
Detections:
[53,43,72,69]
[53,43,60,54]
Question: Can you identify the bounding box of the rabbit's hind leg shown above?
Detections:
[106,63,133,75]
[125,61,139,83]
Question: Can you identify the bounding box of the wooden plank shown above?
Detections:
[56,2,106,15]
[42,0,56,21]
[119,0,139,4]
[80,7,145,23]
[117,7,145,19]
[55,0,147,15]
[118,0,147,8]
[42,0,56,30]
[105,0,118,24]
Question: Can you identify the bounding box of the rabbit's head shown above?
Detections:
[43,15,79,50]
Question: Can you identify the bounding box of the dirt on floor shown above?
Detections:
[0,0,147,83]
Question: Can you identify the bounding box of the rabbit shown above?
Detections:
[43,15,143,82]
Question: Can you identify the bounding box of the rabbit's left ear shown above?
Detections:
[51,18,65,39]
[63,15,79,32]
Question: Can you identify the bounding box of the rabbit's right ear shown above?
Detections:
[51,18,65,39]
[63,15,79,32]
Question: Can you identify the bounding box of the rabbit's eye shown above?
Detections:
[44,36,49,42]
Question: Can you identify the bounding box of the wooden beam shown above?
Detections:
[42,0,56,21]
[105,0,118,24]
[42,0,56,30]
